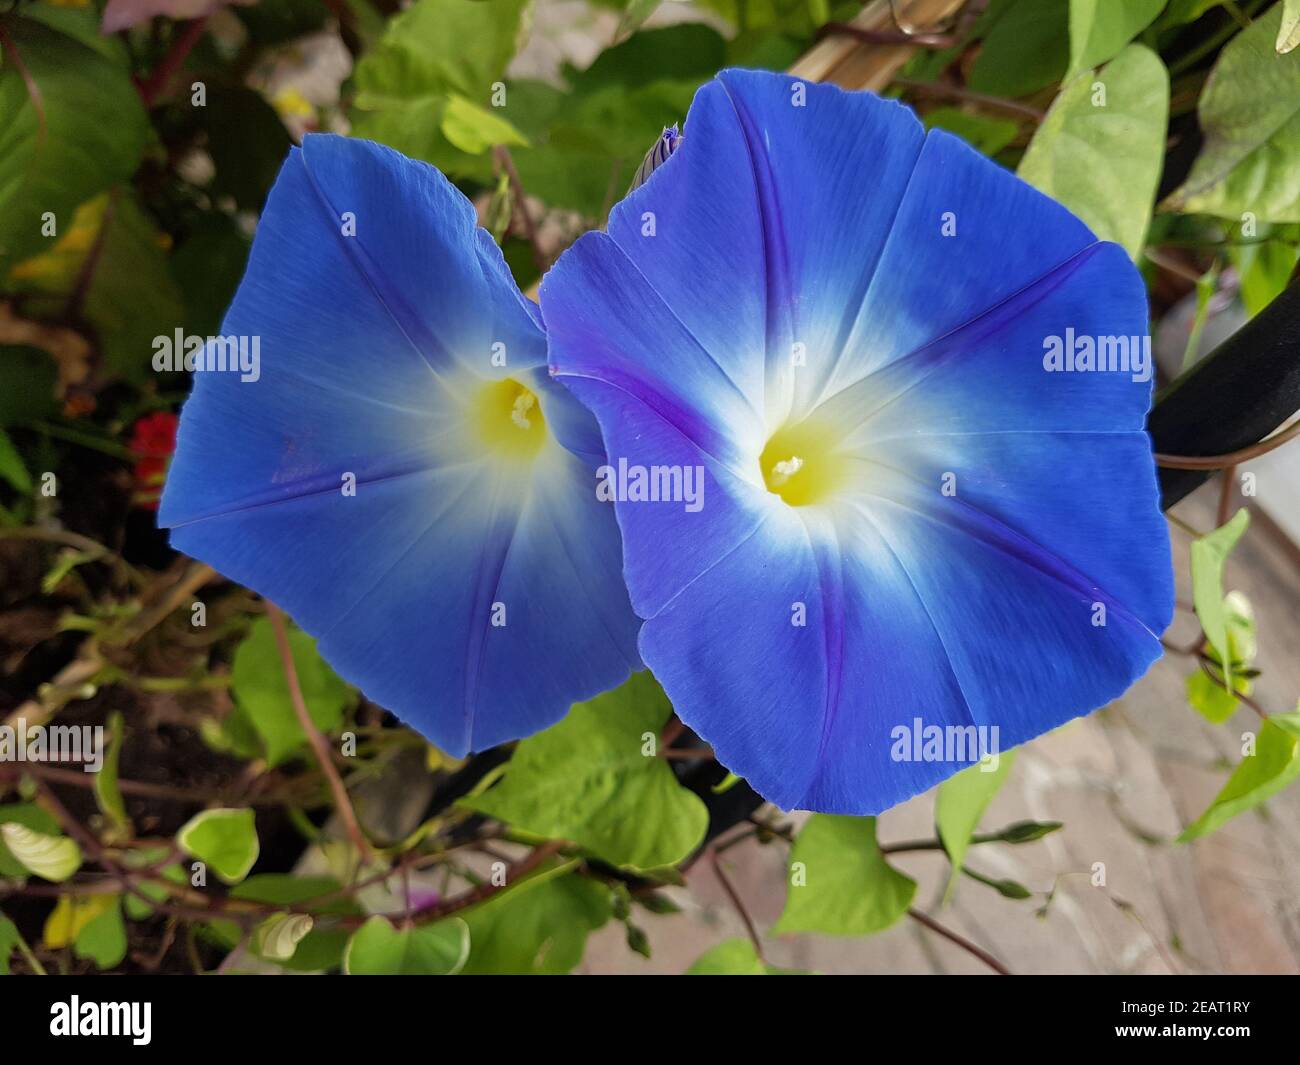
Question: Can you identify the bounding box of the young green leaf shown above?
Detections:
[1179,712,1300,841]
[1280,0,1300,54]
[343,915,470,975]
[935,751,1016,902]
[252,912,315,963]
[177,808,260,885]
[1186,590,1255,723]
[1190,508,1250,687]
[463,672,709,870]
[0,802,61,878]
[207,874,362,971]
[773,815,916,937]
[0,823,81,882]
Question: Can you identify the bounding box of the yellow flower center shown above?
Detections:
[760,420,848,507]
[473,378,547,459]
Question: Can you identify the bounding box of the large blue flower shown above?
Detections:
[542,69,1174,814]
[160,135,641,755]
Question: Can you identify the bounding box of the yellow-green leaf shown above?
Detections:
[177,807,259,885]
[1018,44,1169,258]
[1179,712,1300,841]
[935,751,1016,902]
[1190,509,1250,687]
[0,822,81,882]
[773,815,916,937]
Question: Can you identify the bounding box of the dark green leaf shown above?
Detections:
[0,15,148,270]
[968,0,1069,99]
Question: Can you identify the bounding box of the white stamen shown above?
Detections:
[510,392,535,429]
[769,456,803,487]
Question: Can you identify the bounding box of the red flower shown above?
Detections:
[129,411,178,510]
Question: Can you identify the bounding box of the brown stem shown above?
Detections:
[660,716,686,747]
[122,560,216,645]
[0,23,45,143]
[414,838,567,922]
[492,145,546,274]
[1216,464,1237,528]
[7,760,319,808]
[1155,418,1300,469]
[710,848,764,963]
[1196,654,1269,720]
[265,601,373,863]
[907,907,1011,974]
[139,17,209,107]
[892,77,1044,122]
[658,747,715,761]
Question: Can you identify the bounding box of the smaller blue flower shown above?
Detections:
[542,70,1175,814]
[160,135,641,754]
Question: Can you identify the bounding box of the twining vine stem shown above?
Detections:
[1155,418,1300,470]
[906,907,1012,975]
[265,601,374,864]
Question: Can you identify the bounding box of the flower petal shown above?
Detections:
[544,70,1173,813]
[161,135,640,754]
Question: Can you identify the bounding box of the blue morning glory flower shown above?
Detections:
[160,134,640,755]
[542,69,1174,814]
